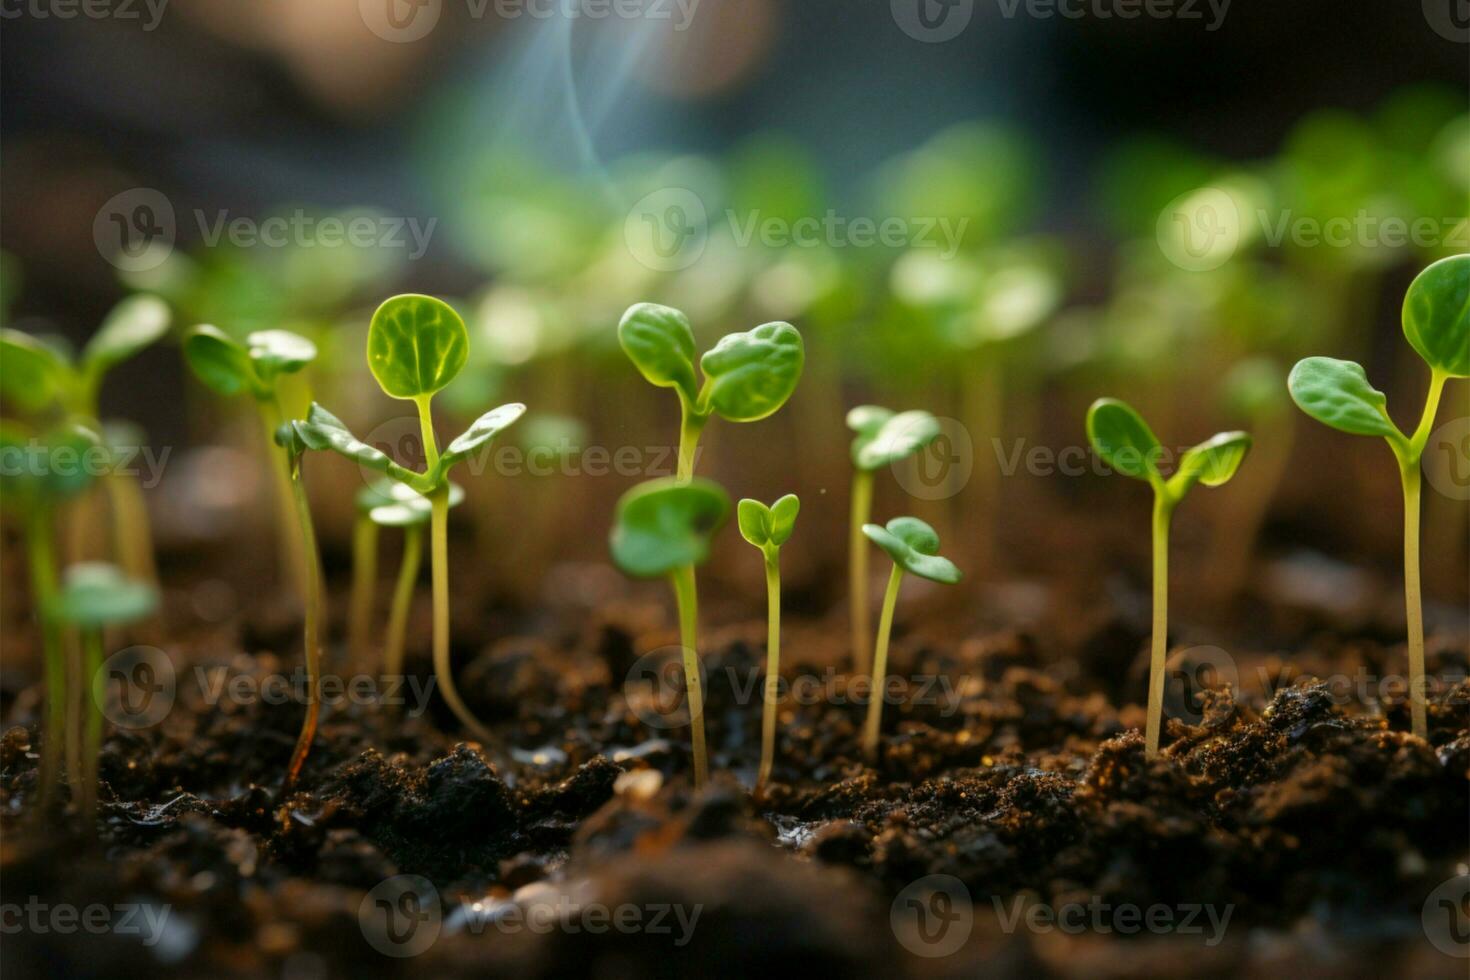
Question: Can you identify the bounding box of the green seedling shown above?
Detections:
[295,294,525,746]
[1288,254,1467,740]
[618,303,804,481]
[1,297,171,583]
[736,493,799,792]
[0,423,101,811]
[346,480,392,672]
[846,406,942,675]
[1086,398,1251,758]
[610,477,731,788]
[183,325,317,594]
[859,517,961,761]
[47,562,157,826]
[370,480,465,687]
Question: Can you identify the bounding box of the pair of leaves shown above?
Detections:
[862,517,962,585]
[356,477,466,528]
[1086,398,1251,501]
[184,325,317,399]
[737,494,799,551]
[0,295,170,412]
[609,477,731,579]
[0,422,103,512]
[618,304,804,422]
[47,561,157,628]
[1290,255,1468,446]
[847,405,942,471]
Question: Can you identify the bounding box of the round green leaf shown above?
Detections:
[1287,357,1400,439]
[849,407,941,471]
[861,516,962,585]
[47,562,157,627]
[183,325,258,398]
[81,295,171,379]
[439,402,527,473]
[0,328,68,412]
[609,477,730,578]
[618,303,698,402]
[369,480,465,527]
[1402,254,1469,378]
[736,493,800,550]
[247,329,317,383]
[1168,431,1252,497]
[1086,398,1163,481]
[367,294,468,400]
[700,322,804,422]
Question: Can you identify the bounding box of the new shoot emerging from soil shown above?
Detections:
[618,303,804,481]
[295,294,525,745]
[859,517,960,762]
[610,477,731,789]
[1086,398,1251,759]
[736,493,800,792]
[846,407,942,674]
[370,480,465,687]
[1288,254,1468,741]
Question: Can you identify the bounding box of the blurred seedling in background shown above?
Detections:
[1086,398,1251,759]
[610,477,731,789]
[182,325,318,595]
[617,303,804,481]
[846,407,941,675]
[0,423,101,812]
[1,296,171,583]
[736,493,799,793]
[295,294,525,747]
[1288,254,1468,741]
[48,562,157,828]
[859,517,961,762]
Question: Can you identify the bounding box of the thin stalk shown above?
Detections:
[383,524,424,687]
[26,507,65,811]
[676,405,707,483]
[280,456,325,795]
[756,553,781,792]
[65,631,84,805]
[670,564,708,788]
[862,565,904,761]
[1399,461,1427,740]
[81,628,103,827]
[417,397,493,744]
[849,468,875,674]
[1146,492,1174,759]
[347,516,379,672]
[258,395,307,597]
[104,470,158,588]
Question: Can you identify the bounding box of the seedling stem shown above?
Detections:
[677,405,707,483]
[26,507,63,809]
[347,515,379,672]
[862,564,904,761]
[849,469,875,674]
[671,564,708,788]
[758,554,781,791]
[280,450,325,795]
[383,524,424,684]
[1146,491,1174,759]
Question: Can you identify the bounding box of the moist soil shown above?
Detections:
[1,560,1467,980]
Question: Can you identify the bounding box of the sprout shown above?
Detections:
[1289,255,1468,740]
[370,481,465,688]
[294,295,525,746]
[859,517,960,762]
[736,493,799,792]
[0,423,101,810]
[846,406,942,675]
[610,477,731,788]
[1086,398,1251,758]
[182,324,317,594]
[47,562,157,826]
[618,303,804,481]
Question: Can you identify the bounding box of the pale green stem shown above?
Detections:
[676,406,707,483]
[104,470,157,588]
[862,564,904,762]
[670,564,708,788]
[81,628,103,828]
[65,629,84,806]
[849,469,875,675]
[1399,462,1427,740]
[383,524,423,688]
[1146,492,1174,759]
[280,456,325,795]
[347,516,379,672]
[258,394,308,597]
[27,507,63,812]
[756,552,782,793]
